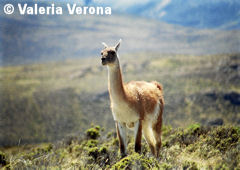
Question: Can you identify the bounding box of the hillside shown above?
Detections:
[90,0,240,29]
[1,13,240,65]
[0,53,239,146]
[1,124,240,169]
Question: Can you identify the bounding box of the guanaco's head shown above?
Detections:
[101,39,121,66]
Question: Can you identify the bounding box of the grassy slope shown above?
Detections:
[1,124,240,169]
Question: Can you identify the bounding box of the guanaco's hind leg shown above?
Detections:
[152,122,162,157]
[142,122,156,156]
[115,121,127,157]
[152,101,163,157]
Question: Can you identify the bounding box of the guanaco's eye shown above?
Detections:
[109,51,115,55]
[101,52,103,55]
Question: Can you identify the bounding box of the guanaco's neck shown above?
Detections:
[107,58,125,101]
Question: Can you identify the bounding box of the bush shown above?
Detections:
[85,126,100,139]
[0,151,7,166]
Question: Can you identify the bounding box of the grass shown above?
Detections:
[1,124,239,169]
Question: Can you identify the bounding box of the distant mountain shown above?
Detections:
[0,0,240,65]
[91,0,240,30]
[0,14,240,65]
[1,0,239,29]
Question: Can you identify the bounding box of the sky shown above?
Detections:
[1,0,239,29]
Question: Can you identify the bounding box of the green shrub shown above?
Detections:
[86,140,98,148]
[85,126,100,139]
[99,146,108,154]
[112,153,159,170]
[0,151,8,166]
[88,147,99,159]
[182,161,198,170]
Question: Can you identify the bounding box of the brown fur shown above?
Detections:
[153,97,164,157]
[124,81,163,120]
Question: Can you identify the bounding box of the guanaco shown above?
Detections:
[100,39,164,157]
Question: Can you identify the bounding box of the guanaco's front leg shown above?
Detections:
[134,119,142,153]
[115,121,127,157]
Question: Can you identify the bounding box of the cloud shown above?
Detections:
[219,20,240,29]
[115,0,150,7]
[155,0,171,11]
[159,11,166,17]
[93,0,151,8]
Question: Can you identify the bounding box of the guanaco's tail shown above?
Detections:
[152,81,163,91]
[152,81,165,107]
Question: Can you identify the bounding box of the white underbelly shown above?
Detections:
[111,102,139,124]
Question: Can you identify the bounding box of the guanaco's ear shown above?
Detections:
[102,42,108,49]
[115,39,122,51]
